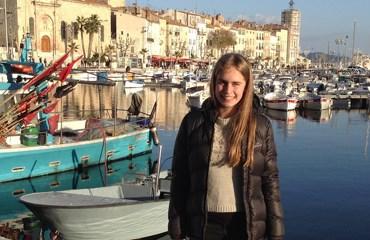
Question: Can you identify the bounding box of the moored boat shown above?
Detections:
[0,53,158,183]
[123,79,145,88]
[263,91,298,111]
[0,61,44,94]
[299,92,332,110]
[186,84,210,108]
[20,173,171,240]
[0,118,154,183]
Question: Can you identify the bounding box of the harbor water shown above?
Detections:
[1,84,369,240]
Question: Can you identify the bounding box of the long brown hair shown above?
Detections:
[209,53,256,167]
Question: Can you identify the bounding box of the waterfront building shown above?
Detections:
[274,27,289,67]
[188,27,197,58]
[232,26,247,56]
[0,0,114,62]
[281,0,301,66]
[0,0,295,70]
[196,22,208,59]
[161,9,213,59]
[161,9,204,29]
[263,24,289,67]
[255,29,265,60]
[112,9,162,67]
[165,19,189,58]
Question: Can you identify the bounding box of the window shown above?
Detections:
[100,26,104,42]
[29,18,35,36]
[61,21,66,40]
[72,22,79,39]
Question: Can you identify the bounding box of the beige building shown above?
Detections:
[245,27,257,59]
[1,0,113,61]
[166,20,189,58]
[274,28,289,66]
[0,1,295,69]
[113,12,147,57]
[161,9,206,28]
[281,0,301,66]
[264,24,289,67]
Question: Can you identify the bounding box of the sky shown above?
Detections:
[127,0,370,56]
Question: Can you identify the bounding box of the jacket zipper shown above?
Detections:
[202,122,215,239]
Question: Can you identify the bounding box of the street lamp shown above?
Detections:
[98,24,101,70]
[343,35,349,67]
[98,20,108,69]
[1,0,9,59]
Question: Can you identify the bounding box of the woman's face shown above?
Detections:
[215,66,246,117]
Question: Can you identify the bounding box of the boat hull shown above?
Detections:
[21,192,169,240]
[123,80,144,88]
[0,82,23,94]
[302,98,332,110]
[0,129,152,182]
[0,153,153,221]
[264,99,298,111]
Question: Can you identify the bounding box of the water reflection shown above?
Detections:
[63,85,190,131]
[265,109,297,124]
[299,109,332,122]
[0,153,153,221]
[264,109,297,138]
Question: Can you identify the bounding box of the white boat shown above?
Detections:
[187,90,209,108]
[124,79,145,88]
[20,174,171,240]
[299,92,332,110]
[107,72,124,81]
[70,71,97,81]
[263,91,298,111]
[351,86,370,95]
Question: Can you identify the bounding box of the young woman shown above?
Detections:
[168,53,284,240]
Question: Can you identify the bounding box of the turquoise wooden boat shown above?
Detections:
[0,51,157,183]
[0,118,154,183]
[0,61,44,94]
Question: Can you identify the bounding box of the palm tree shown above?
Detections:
[105,44,115,69]
[68,42,79,61]
[76,16,87,59]
[84,14,101,59]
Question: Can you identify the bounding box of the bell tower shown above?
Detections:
[281,1,301,65]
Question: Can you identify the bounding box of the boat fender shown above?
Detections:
[150,126,160,145]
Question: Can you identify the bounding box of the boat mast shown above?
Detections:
[351,21,356,65]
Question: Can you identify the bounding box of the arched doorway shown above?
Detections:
[41,35,51,52]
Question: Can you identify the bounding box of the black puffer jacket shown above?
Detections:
[168,102,284,240]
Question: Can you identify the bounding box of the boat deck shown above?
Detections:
[20,187,139,208]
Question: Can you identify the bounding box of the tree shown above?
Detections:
[76,16,87,59]
[207,29,236,54]
[68,41,79,61]
[84,14,101,59]
[140,48,148,67]
[117,33,135,57]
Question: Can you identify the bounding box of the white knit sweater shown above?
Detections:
[207,116,244,212]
